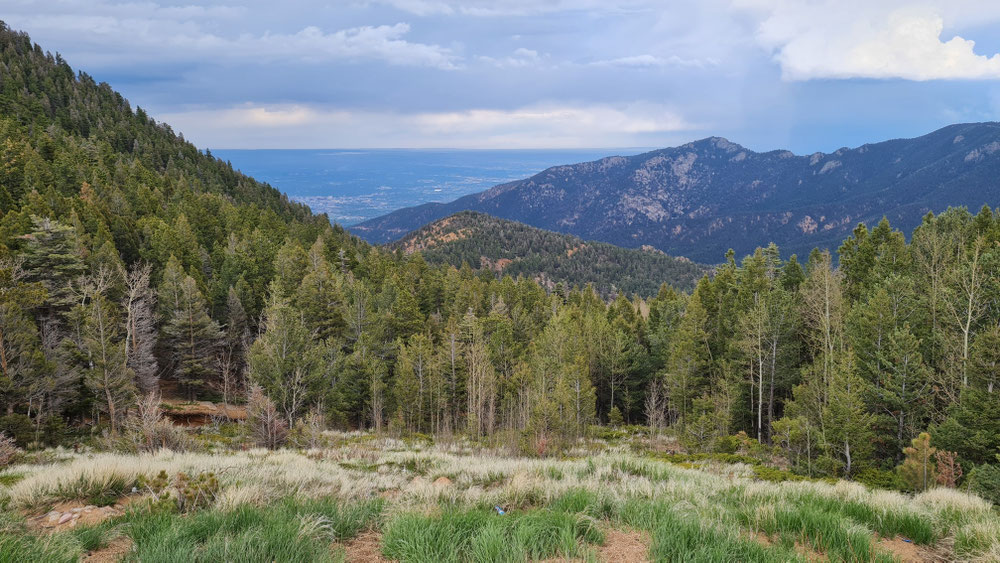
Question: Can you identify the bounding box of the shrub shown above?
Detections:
[854,468,907,491]
[936,450,963,488]
[120,393,196,452]
[0,433,20,467]
[289,409,328,449]
[969,464,1000,505]
[607,406,624,427]
[899,433,937,492]
[246,385,288,449]
[0,414,32,446]
[140,470,220,513]
[712,435,740,454]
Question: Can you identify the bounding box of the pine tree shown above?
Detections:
[161,270,221,399]
[664,292,710,428]
[77,268,135,433]
[294,239,346,341]
[22,216,86,324]
[218,287,250,409]
[394,333,435,433]
[899,432,937,492]
[876,324,932,458]
[823,351,874,477]
[0,258,47,416]
[247,295,326,426]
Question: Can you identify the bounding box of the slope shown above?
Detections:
[353,124,1000,261]
[389,211,706,296]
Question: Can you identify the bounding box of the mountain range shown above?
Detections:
[390,211,706,297]
[353,123,1000,262]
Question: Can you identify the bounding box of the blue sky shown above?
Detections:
[7,0,1000,152]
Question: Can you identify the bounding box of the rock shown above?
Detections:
[433,476,452,487]
[47,512,61,524]
[58,512,73,524]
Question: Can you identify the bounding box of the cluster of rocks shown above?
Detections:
[37,504,123,530]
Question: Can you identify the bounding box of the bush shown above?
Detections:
[246,385,288,449]
[607,407,624,427]
[140,470,220,513]
[969,464,1000,505]
[712,435,740,454]
[899,433,937,492]
[0,414,32,446]
[0,432,20,467]
[854,468,907,491]
[118,393,196,452]
[289,409,328,449]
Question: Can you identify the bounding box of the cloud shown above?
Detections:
[740,0,1000,80]
[374,0,653,17]
[478,47,543,68]
[590,54,711,68]
[157,102,693,149]
[5,3,458,69]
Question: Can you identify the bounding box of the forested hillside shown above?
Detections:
[353,124,1000,262]
[3,22,1000,500]
[389,211,706,297]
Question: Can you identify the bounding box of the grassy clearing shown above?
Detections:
[382,506,603,562]
[123,498,382,562]
[2,434,1000,561]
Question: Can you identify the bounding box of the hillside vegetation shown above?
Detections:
[5,20,1000,561]
[353,124,1000,261]
[389,211,706,297]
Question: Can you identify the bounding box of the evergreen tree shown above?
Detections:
[161,270,221,399]
[22,216,86,324]
[0,258,47,416]
[247,295,326,426]
[76,268,134,433]
[823,351,874,478]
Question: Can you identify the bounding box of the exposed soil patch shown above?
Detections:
[29,503,124,532]
[599,528,650,562]
[26,495,142,533]
[793,541,827,562]
[877,536,949,562]
[160,399,246,426]
[82,537,133,563]
[340,530,390,562]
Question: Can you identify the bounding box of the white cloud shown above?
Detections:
[590,54,711,68]
[5,2,458,69]
[478,47,542,68]
[739,0,1000,80]
[156,102,693,149]
[375,0,654,17]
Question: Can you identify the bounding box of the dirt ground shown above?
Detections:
[597,528,650,562]
[340,530,390,562]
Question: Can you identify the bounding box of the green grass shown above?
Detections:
[382,504,604,562]
[0,512,82,563]
[617,500,798,562]
[121,497,382,562]
[0,472,24,487]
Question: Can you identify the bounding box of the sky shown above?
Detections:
[6,0,1000,152]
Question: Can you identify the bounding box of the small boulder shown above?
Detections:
[433,476,452,487]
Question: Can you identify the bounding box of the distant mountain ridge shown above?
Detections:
[390,211,706,296]
[352,123,1000,261]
